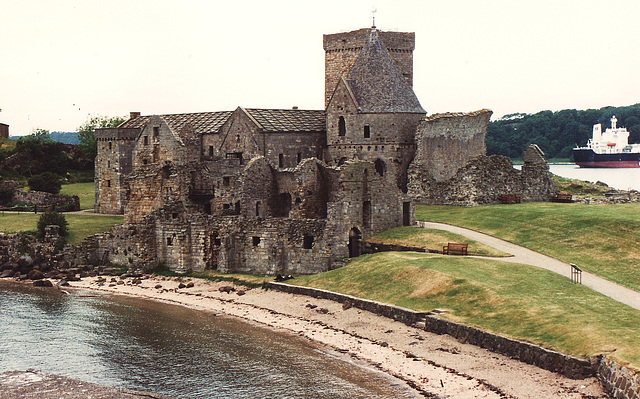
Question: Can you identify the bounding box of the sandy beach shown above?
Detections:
[65,275,607,398]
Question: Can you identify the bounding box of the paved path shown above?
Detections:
[419,221,640,311]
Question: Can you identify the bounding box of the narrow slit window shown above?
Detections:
[364,125,370,138]
[338,116,346,137]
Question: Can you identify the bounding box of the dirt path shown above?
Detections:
[420,221,640,311]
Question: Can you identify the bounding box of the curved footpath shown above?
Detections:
[420,221,640,311]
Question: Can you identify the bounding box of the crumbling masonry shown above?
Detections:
[93,27,555,274]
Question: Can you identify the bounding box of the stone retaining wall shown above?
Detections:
[598,356,640,399]
[267,282,594,379]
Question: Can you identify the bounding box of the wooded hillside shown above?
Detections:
[487,104,640,160]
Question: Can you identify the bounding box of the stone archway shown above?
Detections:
[348,227,362,258]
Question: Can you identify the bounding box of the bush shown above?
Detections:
[0,186,12,205]
[28,172,62,194]
[37,210,68,240]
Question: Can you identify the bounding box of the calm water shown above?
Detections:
[0,281,419,398]
[514,163,640,191]
[548,164,640,191]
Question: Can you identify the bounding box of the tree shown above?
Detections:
[37,210,68,240]
[78,115,126,159]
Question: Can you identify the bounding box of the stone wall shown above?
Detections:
[0,123,8,139]
[598,356,640,399]
[409,146,556,205]
[409,110,492,183]
[1,181,79,211]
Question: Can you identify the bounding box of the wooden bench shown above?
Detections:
[551,193,573,203]
[443,243,468,255]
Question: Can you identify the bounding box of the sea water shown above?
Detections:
[0,281,419,398]
[548,164,640,191]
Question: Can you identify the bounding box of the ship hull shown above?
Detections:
[573,148,640,168]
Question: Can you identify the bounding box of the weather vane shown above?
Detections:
[371,8,377,29]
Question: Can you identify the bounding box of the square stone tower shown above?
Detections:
[323,28,415,107]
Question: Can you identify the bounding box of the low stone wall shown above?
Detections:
[1,181,79,211]
[267,282,594,379]
[598,356,640,399]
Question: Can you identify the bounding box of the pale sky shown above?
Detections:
[1,0,639,136]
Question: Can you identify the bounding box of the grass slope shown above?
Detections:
[416,203,640,291]
[0,213,123,244]
[292,252,640,367]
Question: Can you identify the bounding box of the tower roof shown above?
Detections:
[345,29,425,114]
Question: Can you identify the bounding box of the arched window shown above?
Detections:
[338,116,346,137]
[374,159,385,177]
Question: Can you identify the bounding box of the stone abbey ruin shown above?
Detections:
[92,27,555,275]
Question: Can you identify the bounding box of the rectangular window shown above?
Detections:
[252,236,261,246]
[209,146,214,157]
[364,125,371,138]
[303,235,314,249]
[223,176,230,186]
[279,153,284,168]
[166,237,173,246]
[143,136,149,145]
[107,180,111,188]
[108,142,112,150]
[226,152,243,165]
[223,203,230,210]
[153,126,159,137]
[297,153,302,164]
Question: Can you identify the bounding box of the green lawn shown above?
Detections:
[416,203,640,292]
[367,226,510,257]
[292,252,640,368]
[0,212,123,244]
[60,182,95,210]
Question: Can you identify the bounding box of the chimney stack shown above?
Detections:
[130,112,141,119]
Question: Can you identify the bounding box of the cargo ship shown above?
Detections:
[573,116,640,168]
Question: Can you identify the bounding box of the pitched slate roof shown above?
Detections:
[119,111,233,134]
[120,109,326,134]
[243,108,325,132]
[345,29,425,114]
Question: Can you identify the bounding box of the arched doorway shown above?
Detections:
[348,227,362,258]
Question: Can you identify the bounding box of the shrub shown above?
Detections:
[0,186,12,205]
[37,210,68,240]
[28,172,63,194]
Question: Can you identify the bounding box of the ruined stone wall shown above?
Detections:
[0,123,8,139]
[95,128,138,214]
[65,221,157,272]
[1,181,79,211]
[409,148,556,205]
[409,110,491,183]
[323,29,415,107]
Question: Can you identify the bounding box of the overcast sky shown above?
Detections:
[1,0,639,136]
